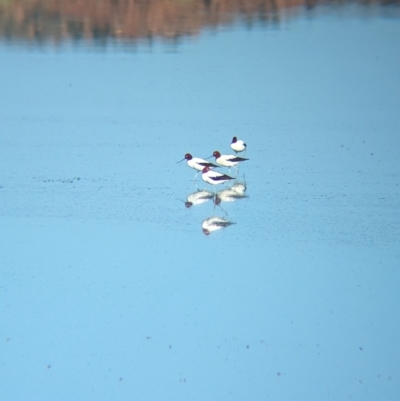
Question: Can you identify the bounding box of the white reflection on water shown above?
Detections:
[214,186,248,204]
[201,216,235,235]
[182,178,248,233]
[184,189,214,208]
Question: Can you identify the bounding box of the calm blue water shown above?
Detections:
[1,5,400,401]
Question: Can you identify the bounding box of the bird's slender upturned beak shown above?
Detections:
[205,155,213,160]
[176,158,186,163]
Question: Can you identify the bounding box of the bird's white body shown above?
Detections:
[231,137,246,153]
[201,166,234,187]
[177,153,219,180]
[211,151,249,168]
[187,157,216,172]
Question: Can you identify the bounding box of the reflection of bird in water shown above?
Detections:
[202,217,235,235]
[214,180,247,207]
[177,153,219,180]
[231,182,246,196]
[208,151,249,172]
[201,166,234,190]
[231,137,246,154]
[184,190,214,208]
[214,188,247,205]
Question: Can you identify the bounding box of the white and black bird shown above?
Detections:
[209,151,249,172]
[201,166,235,190]
[177,153,219,180]
[231,137,246,154]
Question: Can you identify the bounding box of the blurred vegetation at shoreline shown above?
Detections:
[0,0,399,46]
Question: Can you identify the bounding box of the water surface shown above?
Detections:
[1,3,400,401]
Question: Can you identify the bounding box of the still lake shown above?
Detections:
[1,3,400,401]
